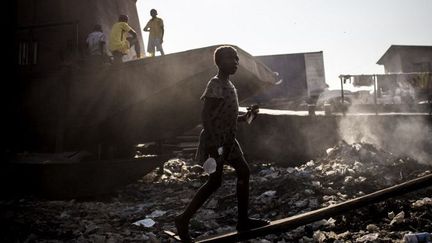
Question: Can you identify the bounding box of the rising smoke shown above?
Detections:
[338,110,432,165]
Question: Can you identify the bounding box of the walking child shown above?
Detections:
[175,46,269,242]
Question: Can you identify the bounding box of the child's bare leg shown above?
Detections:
[230,155,250,220]
[222,143,255,221]
[158,45,165,56]
[230,156,270,231]
[176,152,223,241]
[112,51,123,64]
[127,37,141,57]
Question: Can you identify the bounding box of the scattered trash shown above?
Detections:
[390,211,405,225]
[326,147,335,155]
[412,197,432,208]
[147,210,166,218]
[388,211,395,219]
[356,232,379,242]
[2,142,431,242]
[132,218,155,228]
[260,191,277,197]
[366,224,380,232]
[403,232,432,243]
[203,157,217,174]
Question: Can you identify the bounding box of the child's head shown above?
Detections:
[119,15,129,23]
[93,24,102,32]
[150,9,158,17]
[214,46,239,75]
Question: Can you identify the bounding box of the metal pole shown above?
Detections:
[75,21,79,52]
[340,76,345,102]
[373,75,378,115]
[340,76,345,116]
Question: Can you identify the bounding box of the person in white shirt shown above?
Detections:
[86,24,107,64]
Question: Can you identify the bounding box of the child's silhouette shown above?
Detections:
[175,46,269,242]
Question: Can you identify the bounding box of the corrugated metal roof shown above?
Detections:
[377,45,432,65]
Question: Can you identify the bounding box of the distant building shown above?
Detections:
[334,45,432,108]
[377,45,432,73]
[374,45,432,105]
[252,51,327,105]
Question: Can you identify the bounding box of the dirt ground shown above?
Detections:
[1,141,431,242]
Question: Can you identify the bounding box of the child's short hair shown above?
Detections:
[214,46,237,66]
[119,14,129,22]
[93,24,102,32]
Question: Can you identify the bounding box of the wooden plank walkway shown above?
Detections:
[196,173,432,242]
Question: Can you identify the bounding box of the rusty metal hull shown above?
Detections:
[20,45,278,151]
[1,155,170,198]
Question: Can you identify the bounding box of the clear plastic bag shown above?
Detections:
[203,157,217,174]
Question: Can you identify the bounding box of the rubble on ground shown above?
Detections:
[1,141,431,242]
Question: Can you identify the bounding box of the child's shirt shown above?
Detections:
[145,17,164,39]
[109,22,133,53]
[196,77,244,163]
[86,31,106,56]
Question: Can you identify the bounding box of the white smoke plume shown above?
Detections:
[338,112,432,165]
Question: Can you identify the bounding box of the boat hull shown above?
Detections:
[20,45,278,151]
[1,155,170,198]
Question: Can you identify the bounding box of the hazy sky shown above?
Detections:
[137,0,432,89]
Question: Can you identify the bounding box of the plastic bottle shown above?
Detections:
[403,232,432,243]
[203,157,217,174]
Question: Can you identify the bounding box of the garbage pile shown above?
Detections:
[1,142,431,242]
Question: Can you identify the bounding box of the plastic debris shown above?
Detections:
[2,142,431,242]
[203,157,217,174]
[132,218,155,228]
[147,210,166,218]
[356,233,379,242]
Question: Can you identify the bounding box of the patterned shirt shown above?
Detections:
[196,77,243,162]
[86,31,106,56]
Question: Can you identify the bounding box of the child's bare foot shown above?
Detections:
[236,217,270,231]
[175,215,193,242]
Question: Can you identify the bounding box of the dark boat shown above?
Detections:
[20,45,279,152]
[7,45,278,198]
[1,153,171,198]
